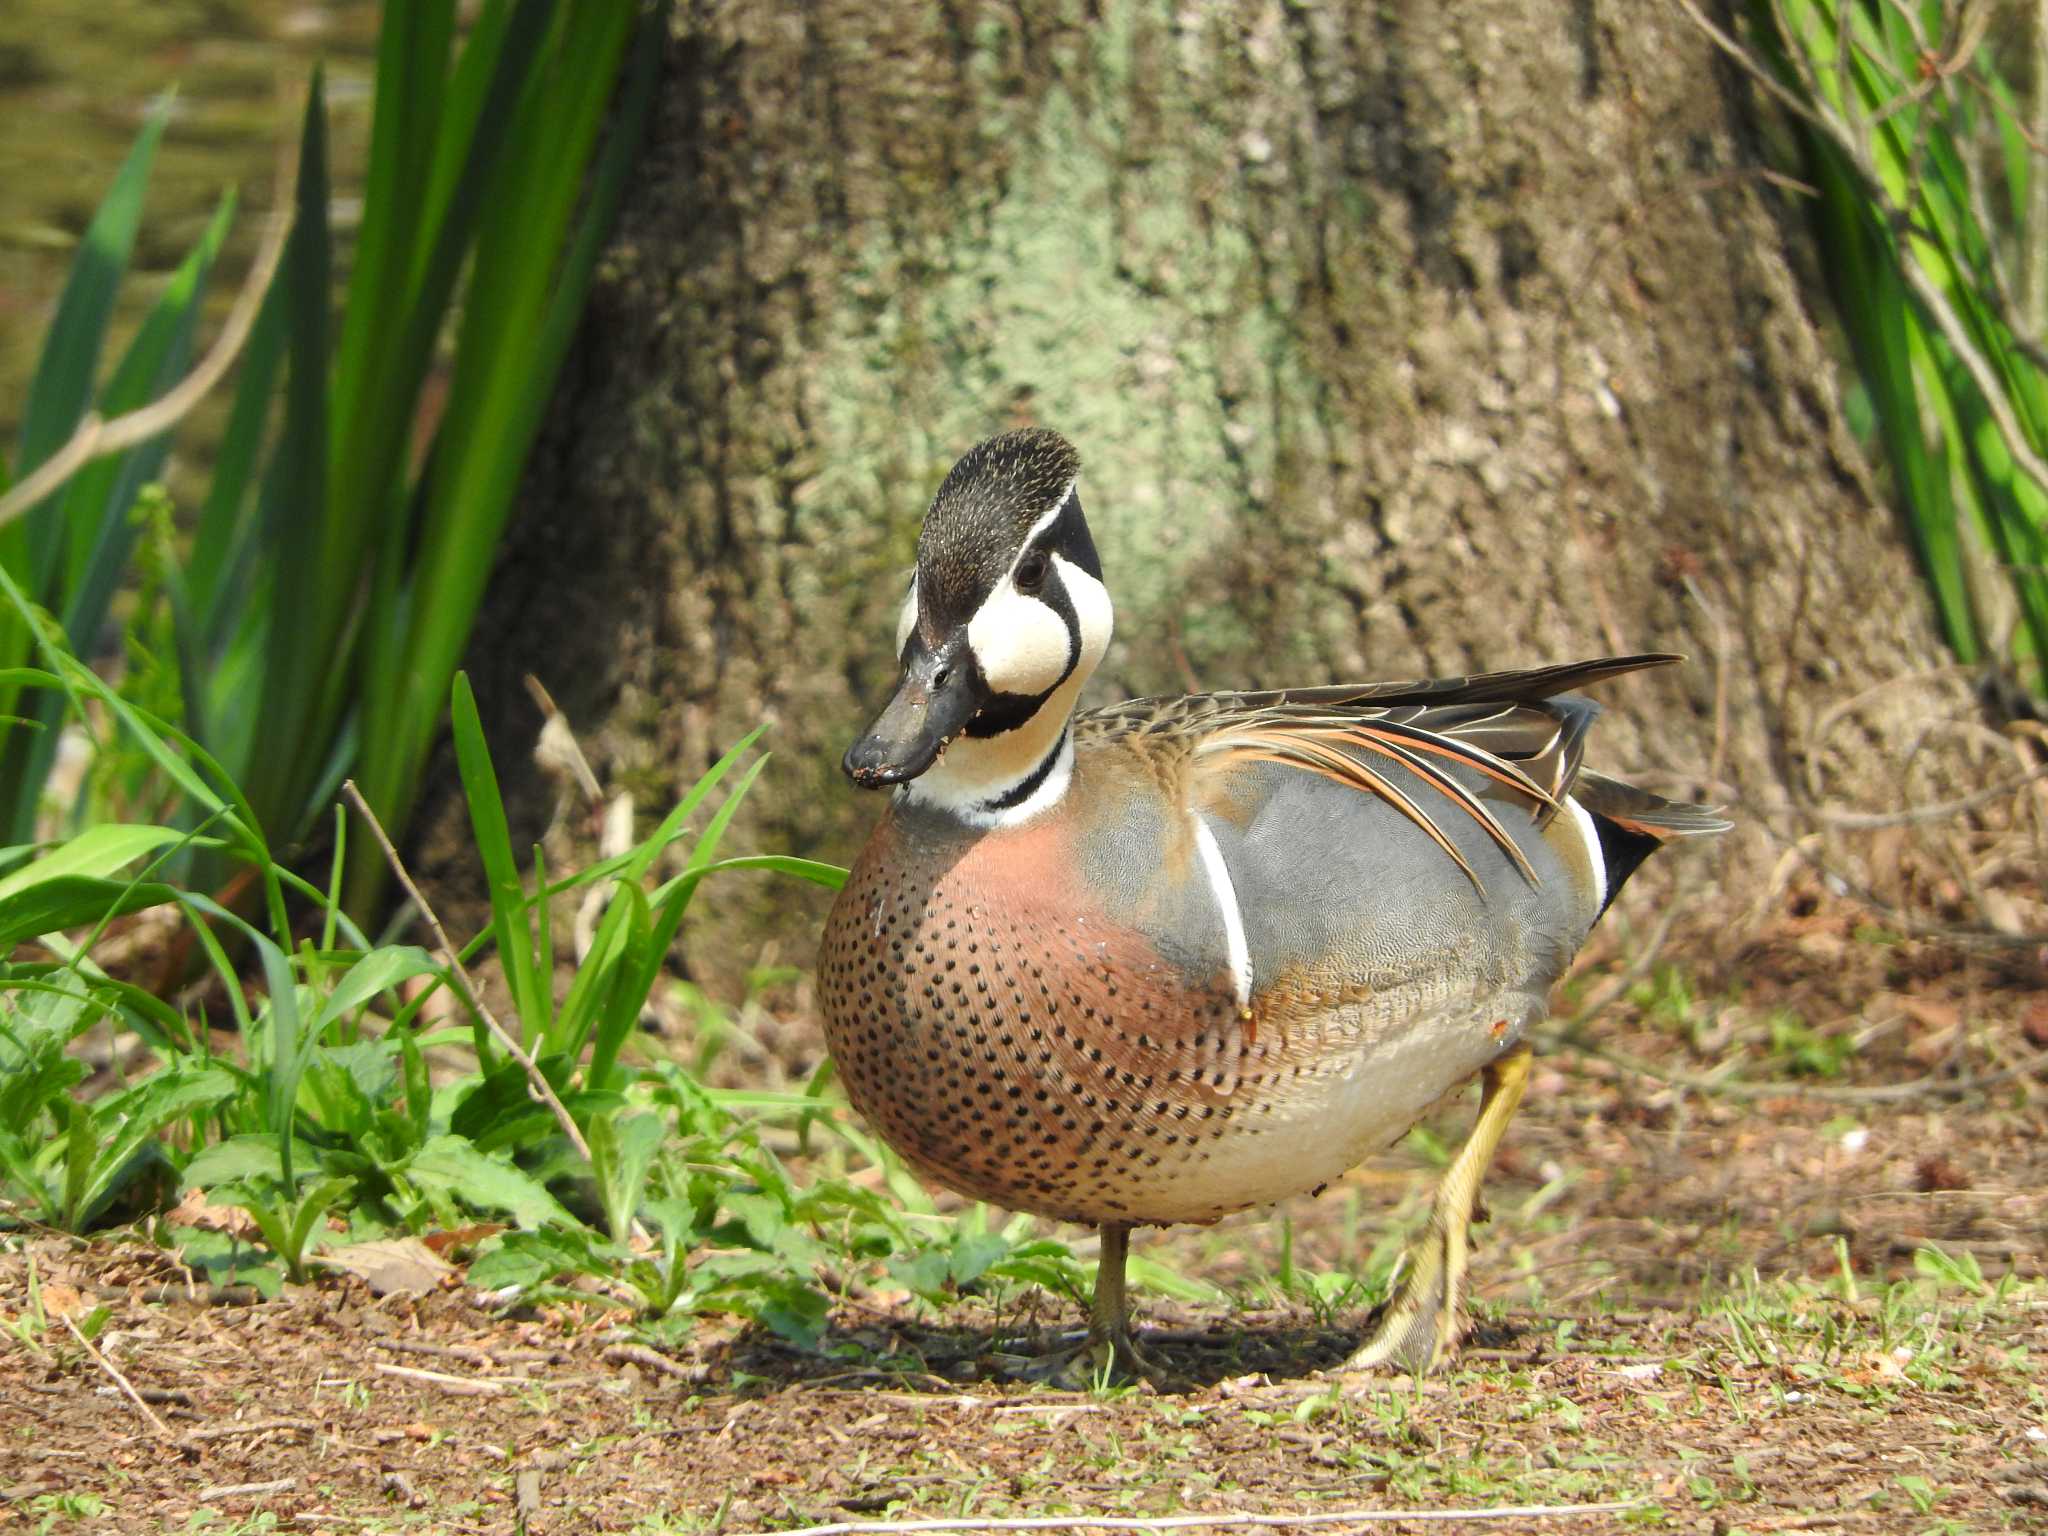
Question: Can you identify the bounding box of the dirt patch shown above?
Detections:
[2,1245,2042,1535]
[4,911,2046,1533]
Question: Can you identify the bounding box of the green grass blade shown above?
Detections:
[254,931,306,1185]
[326,0,454,554]
[581,885,653,1095]
[0,101,168,813]
[1808,136,1978,660]
[691,855,849,891]
[448,672,544,1043]
[0,193,236,843]
[187,264,288,640]
[59,192,234,637]
[242,78,333,847]
[531,842,554,1042]
[627,726,767,885]
[0,875,185,951]
[409,0,537,294]
[11,96,170,476]
[0,601,266,861]
[586,758,769,1092]
[551,884,635,1064]
[1767,0,2048,705]
[0,824,186,903]
[336,0,548,683]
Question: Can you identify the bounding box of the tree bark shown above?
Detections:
[428,0,1968,980]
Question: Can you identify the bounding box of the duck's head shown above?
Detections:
[844,428,1112,818]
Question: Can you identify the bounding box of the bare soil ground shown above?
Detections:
[4,904,2046,1535]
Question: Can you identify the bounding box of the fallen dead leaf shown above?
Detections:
[311,1238,456,1297]
[168,1186,260,1239]
[37,1281,84,1318]
[419,1224,504,1257]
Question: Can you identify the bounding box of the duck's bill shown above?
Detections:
[842,652,983,787]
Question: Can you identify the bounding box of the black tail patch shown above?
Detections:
[1572,770,1731,916]
[1591,812,1665,915]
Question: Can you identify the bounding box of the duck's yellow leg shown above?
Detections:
[1345,1045,1533,1375]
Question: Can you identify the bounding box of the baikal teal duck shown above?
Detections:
[819,429,1726,1387]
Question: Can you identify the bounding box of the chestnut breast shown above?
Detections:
[817,780,1311,1225]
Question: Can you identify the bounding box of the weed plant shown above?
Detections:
[1732,0,2048,702]
[0,634,1084,1347]
[0,0,668,917]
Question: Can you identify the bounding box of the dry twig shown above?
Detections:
[196,1477,297,1501]
[177,1417,316,1446]
[371,1361,508,1397]
[341,779,593,1166]
[602,1341,712,1382]
[60,1313,171,1440]
[1815,770,2048,828]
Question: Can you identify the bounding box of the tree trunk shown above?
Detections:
[426,0,1968,983]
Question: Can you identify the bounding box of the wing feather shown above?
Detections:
[1084,654,1683,895]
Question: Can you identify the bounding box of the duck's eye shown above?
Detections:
[1015,549,1050,594]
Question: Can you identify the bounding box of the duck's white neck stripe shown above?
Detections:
[1190,813,1252,1008]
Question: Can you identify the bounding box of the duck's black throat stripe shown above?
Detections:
[981,727,1070,813]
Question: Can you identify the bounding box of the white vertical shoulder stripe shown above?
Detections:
[1190,813,1253,1009]
[1563,794,1607,913]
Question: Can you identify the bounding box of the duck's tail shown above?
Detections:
[1574,770,1731,913]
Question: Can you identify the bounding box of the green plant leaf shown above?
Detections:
[344,5,659,916]
[58,190,234,628]
[311,946,440,1037]
[0,824,185,903]
[468,1225,608,1293]
[406,1134,573,1229]
[285,1177,355,1273]
[581,883,653,1096]
[447,672,545,1041]
[550,878,636,1067]
[241,74,333,848]
[0,1128,57,1221]
[70,1066,235,1227]
[11,96,170,477]
[589,1111,665,1244]
[252,932,308,1184]
[0,874,184,949]
[186,266,287,642]
[184,1134,317,1190]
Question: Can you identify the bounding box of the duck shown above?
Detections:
[817,427,1726,1385]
